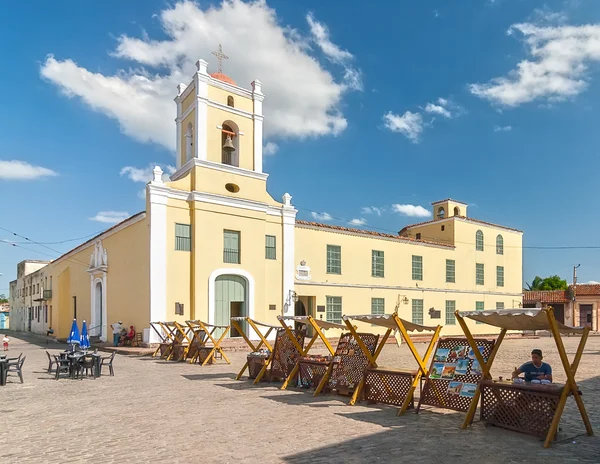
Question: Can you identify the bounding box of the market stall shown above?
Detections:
[230,316,304,383]
[455,307,593,448]
[185,319,231,366]
[278,315,376,398]
[149,321,178,359]
[343,313,441,414]
[169,321,194,361]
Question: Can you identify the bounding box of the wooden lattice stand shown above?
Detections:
[363,367,419,408]
[417,337,496,413]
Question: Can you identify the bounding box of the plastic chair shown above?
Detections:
[6,356,26,383]
[100,352,115,376]
[46,351,56,373]
[53,354,70,380]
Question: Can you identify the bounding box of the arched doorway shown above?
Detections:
[215,275,247,337]
[93,281,103,337]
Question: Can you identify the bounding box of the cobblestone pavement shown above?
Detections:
[1,333,599,463]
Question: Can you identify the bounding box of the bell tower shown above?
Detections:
[173,44,264,175]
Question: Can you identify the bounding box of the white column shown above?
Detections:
[148,167,168,343]
[281,193,297,316]
[195,59,209,161]
[101,272,108,342]
[174,83,186,169]
[252,80,264,173]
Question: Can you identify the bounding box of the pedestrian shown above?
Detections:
[2,334,8,351]
[110,321,124,347]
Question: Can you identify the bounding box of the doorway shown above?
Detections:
[579,304,593,329]
[215,274,247,337]
[93,281,103,336]
[552,304,565,324]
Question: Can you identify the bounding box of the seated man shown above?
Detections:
[121,326,135,346]
[511,349,552,382]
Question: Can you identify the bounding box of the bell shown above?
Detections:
[223,135,235,152]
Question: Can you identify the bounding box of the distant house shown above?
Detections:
[523,284,600,330]
[0,302,9,329]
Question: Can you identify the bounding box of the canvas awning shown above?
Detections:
[343,314,438,333]
[280,315,346,330]
[458,309,585,334]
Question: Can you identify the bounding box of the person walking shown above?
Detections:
[110,321,124,347]
[2,334,8,351]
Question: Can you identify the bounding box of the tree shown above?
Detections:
[525,275,568,291]
[0,293,7,304]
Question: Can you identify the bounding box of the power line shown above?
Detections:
[6,230,104,245]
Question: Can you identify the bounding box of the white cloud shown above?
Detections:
[424,102,452,118]
[469,22,600,107]
[361,206,384,216]
[263,142,279,156]
[391,204,431,218]
[311,211,332,221]
[532,7,568,25]
[382,111,423,143]
[137,189,147,200]
[349,218,367,226]
[0,160,58,180]
[40,1,360,152]
[89,211,131,224]
[306,12,362,91]
[120,164,176,183]
[583,280,600,284]
[493,125,513,132]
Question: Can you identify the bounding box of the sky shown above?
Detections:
[2,0,600,295]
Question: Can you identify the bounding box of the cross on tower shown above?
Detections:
[212,44,229,74]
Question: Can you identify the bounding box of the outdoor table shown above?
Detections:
[0,359,7,386]
[480,379,581,439]
[91,353,102,378]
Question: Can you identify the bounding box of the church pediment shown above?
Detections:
[88,240,108,273]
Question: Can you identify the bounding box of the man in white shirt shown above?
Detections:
[111,321,124,346]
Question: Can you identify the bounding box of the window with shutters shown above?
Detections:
[412,255,423,281]
[446,259,455,283]
[327,245,341,274]
[412,299,424,325]
[175,223,191,251]
[265,235,276,260]
[445,300,456,325]
[371,298,385,315]
[223,230,241,264]
[326,296,342,324]
[372,250,384,277]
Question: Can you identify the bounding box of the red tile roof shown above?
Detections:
[523,290,568,304]
[295,220,454,248]
[399,216,522,235]
[572,284,600,296]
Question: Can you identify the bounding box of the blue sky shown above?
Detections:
[2,0,600,295]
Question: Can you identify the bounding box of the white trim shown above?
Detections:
[175,96,183,169]
[54,214,146,266]
[148,183,168,343]
[294,280,523,297]
[178,100,196,124]
[207,77,253,99]
[208,268,257,338]
[195,73,208,162]
[207,100,253,119]
[170,157,269,182]
[282,194,297,316]
[191,191,283,216]
[431,199,469,207]
[91,276,107,342]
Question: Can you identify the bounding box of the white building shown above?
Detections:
[9,260,52,334]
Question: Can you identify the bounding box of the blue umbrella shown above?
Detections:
[67,318,81,346]
[80,320,90,350]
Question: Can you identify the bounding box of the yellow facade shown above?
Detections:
[9,60,524,342]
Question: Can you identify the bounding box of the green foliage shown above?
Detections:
[525,275,568,291]
[0,293,7,304]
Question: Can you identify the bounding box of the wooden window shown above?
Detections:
[371,298,385,315]
[223,230,241,264]
[371,250,384,277]
[326,296,342,324]
[496,234,504,255]
[326,245,341,274]
[476,230,484,251]
[497,266,504,287]
[445,300,456,325]
[476,263,484,285]
[265,235,276,260]
[446,259,455,283]
[412,255,423,281]
[175,223,191,251]
[476,301,484,324]
[412,299,424,325]
[496,302,505,310]
[227,95,234,107]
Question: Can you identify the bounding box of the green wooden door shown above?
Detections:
[215,275,247,337]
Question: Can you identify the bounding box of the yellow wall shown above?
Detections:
[208,85,254,113]
[179,111,196,167]
[294,223,522,336]
[181,89,195,114]
[401,219,455,245]
[44,216,149,339]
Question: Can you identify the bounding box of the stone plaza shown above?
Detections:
[1,333,599,463]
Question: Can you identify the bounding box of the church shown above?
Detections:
[9,54,524,343]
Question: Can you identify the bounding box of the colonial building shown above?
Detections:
[9,55,524,342]
[524,284,600,330]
